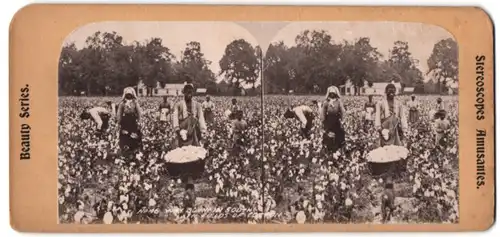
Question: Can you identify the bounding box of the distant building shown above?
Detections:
[340,79,402,96]
[196,88,207,94]
[403,87,415,94]
[137,81,184,97]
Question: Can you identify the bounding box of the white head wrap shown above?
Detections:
[325,86,341,100]
[122,87,137,100]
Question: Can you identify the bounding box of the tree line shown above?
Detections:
[59,30,458,96]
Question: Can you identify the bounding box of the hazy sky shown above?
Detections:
[64,21,455,83]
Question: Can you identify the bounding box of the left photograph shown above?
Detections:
[58,22,264,224]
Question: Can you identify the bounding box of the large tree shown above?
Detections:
[219,39,260,94]
[426,38,458,94]
[337,38,382,95]
[59,43,82,95]
[179,41,216,92]
[388,40,424,89]
[133,37,175,96]
[292,30,342,93]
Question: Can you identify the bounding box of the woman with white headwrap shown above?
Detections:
[320,86,346,153]
[116,87,143,152]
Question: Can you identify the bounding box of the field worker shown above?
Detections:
[433,97,446,120]
[172,82,207,149]
[284,100,319,139]
[202,96,215,124]
[433,110,451,148]
[80,106,112,135]
[407,95,420,124]
[228,98,240,121]
[159,96,172,126]
[381,177,396,223]
[321,86,346,153]
[230,109,248,154]
[105,101,118,118]
[374,83,408,147]
[363,95,376,132]
[116,87,143,153]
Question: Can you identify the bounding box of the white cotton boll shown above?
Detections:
[144,183,152,191]
[296,211,306,224]
[120,195,128,203]
[312,158,317,164]
[340,182,347,190]
[149,198,156,207]
[74,211,85,223]
[413,184,418,194]
[247,148,255,155]
[433,185,440,191]
[103,212,113,224]
[415,177,421,186]
[315,194,322,201]
[446,190,456,198]
[303,200,309,209]
[177,179,182,184]
[345,198,353,207]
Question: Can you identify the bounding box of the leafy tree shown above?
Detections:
[59,43,82,95]
[388,41,424,88]
[337,38,382,95]
[179,41,216,90]
[426,38,458,93]
[219,39,260,94]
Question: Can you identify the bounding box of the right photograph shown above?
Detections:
[261,22,459,224]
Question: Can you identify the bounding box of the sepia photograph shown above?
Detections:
[58,21,265,224]
[261,22,459,224]
[58,20,459,225]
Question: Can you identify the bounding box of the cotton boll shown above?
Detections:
[296,211,306,224]
[345,198,353,207]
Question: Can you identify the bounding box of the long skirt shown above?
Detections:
[322,118,345,153]
[204,110,214,124]
[409,109,419,124]
[119,114,142,152]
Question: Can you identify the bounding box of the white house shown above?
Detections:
[339,79,402,96]
[137,81,185,97]
[196,88,207,94]
[403,87,415,94]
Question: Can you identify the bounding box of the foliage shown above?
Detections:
[426,38,458,93]
[59,30,457,96]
